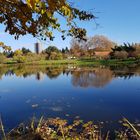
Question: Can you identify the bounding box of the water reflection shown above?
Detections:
[36,72,45,81]
[45,67,63,79]
[71,67,113,88]
[0,64,140,131]
[0,64,140,88]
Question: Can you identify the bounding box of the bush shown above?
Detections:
[0,54,6,64]
[113,51,128,59]
[129,51,140,58]
[48,52,64,60]
[13,55,26,63]
[24,53,47,62]
[55,53,63,60]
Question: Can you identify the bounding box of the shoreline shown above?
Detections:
[0,58,140,67]
[1,117,139,140]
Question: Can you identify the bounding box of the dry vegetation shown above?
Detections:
[0,117,140,140]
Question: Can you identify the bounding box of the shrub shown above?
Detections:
[24,53,47,62]
[0,54,6,64]
[113,51,128,59]
[55,53,63,60]
[14,49,23,56]
[48,52,63,60]
[13,55,26,63]
[129,51,140,58]
[49,52,57,60]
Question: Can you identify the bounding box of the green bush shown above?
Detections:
[25,53,46,62]
[48,52,63,60]
[13,55,26,63]
[0,54,6,64]
[55,53,63,60]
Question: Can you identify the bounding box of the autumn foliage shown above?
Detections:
[0,0,95,40]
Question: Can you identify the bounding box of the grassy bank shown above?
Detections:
[1,58,140,66]
[77,58,140,66]
[0,117,140,140]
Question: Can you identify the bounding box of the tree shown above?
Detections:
[2,45,12,53]
[65,47,69,53]
[13,49,26,63]
[22,47,31,54]
[61,47,69,54]
[0,42,5,52]
[70,37,96,58]
[110,43,137,59]
[44,46,60,54]
[70,38,83,57]
[0,42,12,57]
[0,0,95,40]
[2,45,12,57]
[88,35,115,51]
[62,48,65,54]
[14,49,23,56]
[0,42,4,47]
[112,43,135,52]
[44,46,63,59]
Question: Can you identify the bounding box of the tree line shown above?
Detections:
[70,35,140,59]
[0,35,140,64]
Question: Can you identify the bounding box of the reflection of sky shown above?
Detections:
[0,67,140,131]
[49,106,63,112]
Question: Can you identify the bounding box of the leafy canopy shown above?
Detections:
[0,0,95,40]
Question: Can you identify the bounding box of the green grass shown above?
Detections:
[1,58,139,66]
[74,58,138,66]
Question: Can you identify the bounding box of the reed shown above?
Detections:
[0,117,140,140]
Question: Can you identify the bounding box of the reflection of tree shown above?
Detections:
[45,67,62,79]
[71,65,140,88]
[71,67,113,88]
[5,70,14,76]
[0,67,14,79]
[0,65,140,83]
[111,65,140,79]
[0,65,65,80]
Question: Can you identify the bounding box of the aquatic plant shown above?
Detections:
[0,117,140,140]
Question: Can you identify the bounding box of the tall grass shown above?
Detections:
[0,117,140,140]
[0,117,7,140]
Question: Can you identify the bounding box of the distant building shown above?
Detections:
[35,42,42,54]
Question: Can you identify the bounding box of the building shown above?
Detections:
[35,42,42,54]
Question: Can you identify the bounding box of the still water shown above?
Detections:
[0,65,140,130]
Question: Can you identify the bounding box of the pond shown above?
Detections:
[0,64,140,131]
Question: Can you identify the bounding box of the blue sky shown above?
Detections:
[0,0,140,51]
